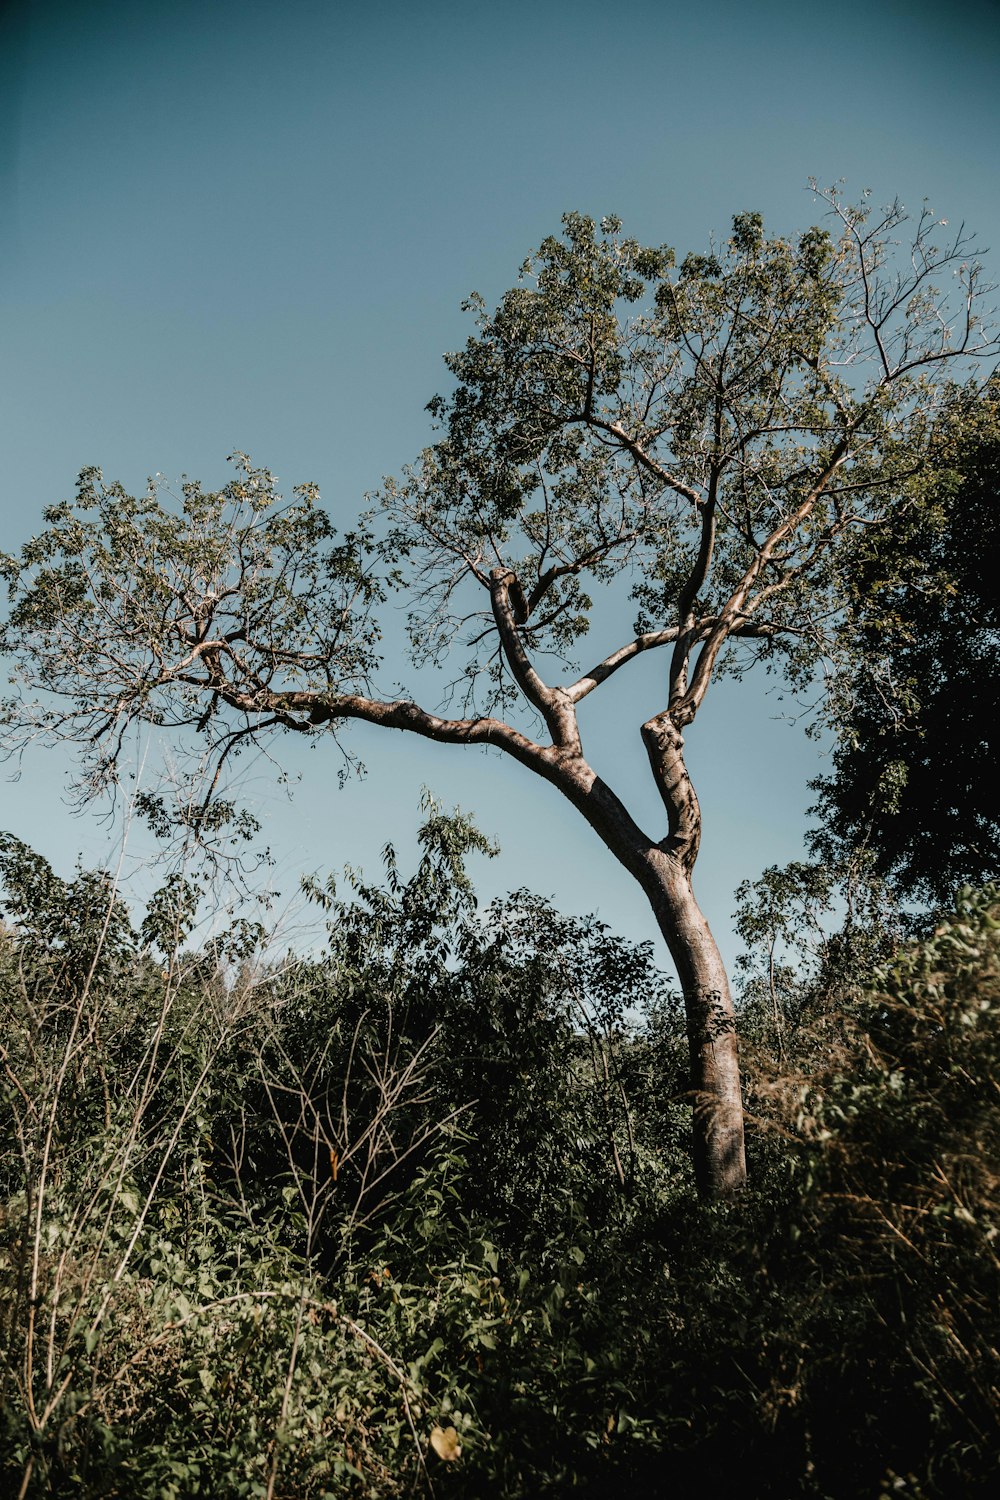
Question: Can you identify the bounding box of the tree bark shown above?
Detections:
[640,849,747,1198]
[638,714,747,1196]
[528,740,747,1200]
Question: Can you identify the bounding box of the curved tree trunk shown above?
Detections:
[637,713,747,1197]
[535,738,748,1200]
[640,849,747,1198]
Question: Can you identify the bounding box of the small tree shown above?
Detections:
[812,381,1000,904]
[1,190,993,1197]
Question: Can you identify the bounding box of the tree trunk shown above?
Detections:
[541,744,748,1200]
[640,849,747,1199]
[631,714,748,1197]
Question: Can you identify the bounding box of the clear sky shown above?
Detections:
[1,0,998,971]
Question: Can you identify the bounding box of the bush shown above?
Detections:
[2,823,998,1497]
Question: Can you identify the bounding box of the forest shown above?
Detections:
[1,200,999,1498]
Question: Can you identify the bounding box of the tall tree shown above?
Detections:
[812,382,1000,904]
[1,191,993,1197]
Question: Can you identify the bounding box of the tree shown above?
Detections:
[733,849,899,1064]
[1,190,994,1198]
[811,381,1000,904]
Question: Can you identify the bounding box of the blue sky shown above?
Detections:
[1,0,998,969]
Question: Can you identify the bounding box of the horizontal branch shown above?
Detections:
[199,679,659,877]
[236,686,554,777]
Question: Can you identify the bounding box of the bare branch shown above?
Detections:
[565,626,684,703]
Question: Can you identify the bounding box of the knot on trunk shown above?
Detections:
[489,567,528,623]
[640,713,701,873]
[640,713,684,753]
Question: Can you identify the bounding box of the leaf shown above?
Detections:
[429,1425,462,1461]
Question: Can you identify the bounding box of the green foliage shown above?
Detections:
[0,456,382,823]
[379,193,991,714]
[2,817,998,1496]
[772,884,1000,1497]
[0,817,692,1496]
[733,847,901,1062]
[814,383,1000,902]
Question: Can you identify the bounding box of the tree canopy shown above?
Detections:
[2,192,991,795]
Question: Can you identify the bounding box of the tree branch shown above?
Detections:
[488,567,580,749]
[565,627,684,704]
[581,413,705,510]
[675,436,853,721]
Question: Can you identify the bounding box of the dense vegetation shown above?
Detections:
[814,381,1000,903]
[1,809,997,1498]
